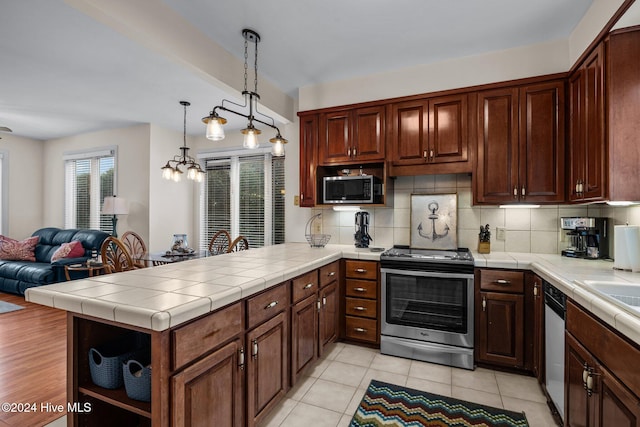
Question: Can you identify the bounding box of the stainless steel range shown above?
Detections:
[380,246,475,370]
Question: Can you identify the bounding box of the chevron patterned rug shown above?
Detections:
[351,380,529,427]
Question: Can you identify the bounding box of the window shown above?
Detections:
[0,151,5,235]
[64,148,116,233]
[199,149,285,250]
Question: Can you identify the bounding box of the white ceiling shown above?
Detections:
[0,0,597,141]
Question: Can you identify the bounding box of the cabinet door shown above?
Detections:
[390,99,429,165]
[477,291,524,367]
[519,81,565,203]
[531,275,544,383]
[246,312,289,427]
[291,293,318,385]
[318,281,338,357]
[475,88,519,204]
[428,94,469,164]
[299,114,318,207]
[565,332,597,427]
[597,365,640,427]
[172,338,244,427]
[568,69,586,202]
[319,110,352,164]
[353,105,385,161]
[582,44,606,201]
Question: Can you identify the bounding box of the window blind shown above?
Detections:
[199,152,284,250]
[64,151,115,232]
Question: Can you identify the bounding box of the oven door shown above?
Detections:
[381,268,474,348]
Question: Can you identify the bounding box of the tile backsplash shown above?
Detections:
[312,174,640,255]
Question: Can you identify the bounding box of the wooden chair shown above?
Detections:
[121,231,148,268]
[228,235,249,253]
[101,236,136,273]
[208,230,232,255]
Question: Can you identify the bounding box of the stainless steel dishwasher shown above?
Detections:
[544,281,566,422]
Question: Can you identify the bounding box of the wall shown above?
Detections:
[148,124,195,252]
[309,174,638,256]
[0,134,44,239]
[43,124,150,243]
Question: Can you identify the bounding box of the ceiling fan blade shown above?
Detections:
[0,127,12,132]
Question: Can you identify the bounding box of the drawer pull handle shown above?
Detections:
[239,348,245,370]
[328,271,336,277]
[303,283,314,289]
[355,268,367,273]
[264,301,278,310]
[252,339,258,360]
[495,279,511,285]
[354,306,366,311]
[322,296,327,306]
[354,327,367,333]
[354,287,366,292]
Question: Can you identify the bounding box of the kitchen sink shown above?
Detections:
[581,280,640,312]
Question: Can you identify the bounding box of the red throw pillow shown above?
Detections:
[51,240,85,262]
[0,235,39,261]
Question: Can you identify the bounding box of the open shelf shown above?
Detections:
[79,384,151,418]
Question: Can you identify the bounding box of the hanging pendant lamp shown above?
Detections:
[202,29,287,156]
[161,101,205,183]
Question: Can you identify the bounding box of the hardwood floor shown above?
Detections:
[0,293,66,427]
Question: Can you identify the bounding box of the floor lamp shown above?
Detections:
[102,196,129,237]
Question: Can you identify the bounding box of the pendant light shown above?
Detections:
[161,101,205,183]
[202,29,287,156]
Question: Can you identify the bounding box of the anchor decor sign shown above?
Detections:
[410,193,457,250]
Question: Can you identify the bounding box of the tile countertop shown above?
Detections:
[25,245,640,347]
[25,244,378,331]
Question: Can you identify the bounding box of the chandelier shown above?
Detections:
[161,101,205,182]
[202,29,288,157]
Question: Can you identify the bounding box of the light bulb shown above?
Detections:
[187,165,198,180]
[271,139,285,156]
[243,128,260,149]
[172,168,183,182]
[206,117,225,141]
[162,166,173,180]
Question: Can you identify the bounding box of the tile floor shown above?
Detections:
[259,342,559,427]
[46,342,558,427]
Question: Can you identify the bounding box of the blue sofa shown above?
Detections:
[0,227,110,295]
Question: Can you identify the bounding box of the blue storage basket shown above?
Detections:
[88,339,144,389]
[123,360,151,402]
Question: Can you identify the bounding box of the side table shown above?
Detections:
[64,263,109,281]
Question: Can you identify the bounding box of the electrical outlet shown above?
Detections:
[496,227,506,241]
[293,195,300,206]
[313,222,322,233]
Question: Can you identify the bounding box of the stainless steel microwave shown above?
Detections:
[323,175,382,204]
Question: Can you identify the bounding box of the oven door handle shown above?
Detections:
[380,268,474,280]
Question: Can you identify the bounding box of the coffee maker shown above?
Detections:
[560,217,611,259]
[354,211,372,248]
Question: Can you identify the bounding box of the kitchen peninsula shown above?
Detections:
[25,244,640,426]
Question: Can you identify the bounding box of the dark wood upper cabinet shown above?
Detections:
[475,80,565,204]
[299,113,318,207]
[568,43,606,202]
[319,106,385,165]
[389,94,472,176]
[569,28,640,203]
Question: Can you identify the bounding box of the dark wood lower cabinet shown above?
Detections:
[171,338,245,427]
[318,281,338,357]
[477,291,524,368]
[566,300,640,427]
[291,293,318,384]
[246,312,289,427]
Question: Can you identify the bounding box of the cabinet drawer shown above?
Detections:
[319,261,340,288]
[292,270,319,303]
[345,316,377,343]
[345,279,377,299]
[246,282,289,330]
[345,297,377,319]
[345,260,378,280]
[478,269,524,293]
[172,302,243,371]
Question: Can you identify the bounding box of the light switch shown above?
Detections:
[496,227,506,241]
[294,195,300,206]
